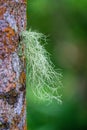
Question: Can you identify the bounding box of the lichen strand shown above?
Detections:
[0,0,26,130]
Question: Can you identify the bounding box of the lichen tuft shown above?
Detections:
[19,30,62,104]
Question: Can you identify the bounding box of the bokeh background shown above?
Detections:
[27,0,87,130]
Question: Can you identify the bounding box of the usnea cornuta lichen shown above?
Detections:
[19,30,63,104]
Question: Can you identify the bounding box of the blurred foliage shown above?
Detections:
[27,0,87,130]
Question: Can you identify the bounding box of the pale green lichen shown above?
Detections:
[19,30,62,104]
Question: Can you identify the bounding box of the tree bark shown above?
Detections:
[0,0,27,129]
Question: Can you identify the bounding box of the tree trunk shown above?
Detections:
[0,0,27,129]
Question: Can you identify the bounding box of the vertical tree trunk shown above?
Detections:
[0,0,27,129]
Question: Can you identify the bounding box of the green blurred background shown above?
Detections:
[27,0,87,130]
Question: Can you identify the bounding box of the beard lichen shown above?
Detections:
[18,30,62,104]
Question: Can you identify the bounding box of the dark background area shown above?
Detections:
[27,0,87,130]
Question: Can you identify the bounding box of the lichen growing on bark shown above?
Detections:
[19,30,62,104]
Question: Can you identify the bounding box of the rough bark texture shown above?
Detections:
[0,0,27,129]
